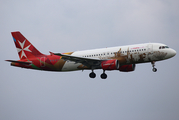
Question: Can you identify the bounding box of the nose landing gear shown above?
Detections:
[151,61,157,72]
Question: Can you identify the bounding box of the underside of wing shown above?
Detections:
[54,53,104,68]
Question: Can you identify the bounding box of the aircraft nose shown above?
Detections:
[170,49,176,57]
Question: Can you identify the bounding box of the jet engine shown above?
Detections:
[119,64,136,72]
[101,60,119,70]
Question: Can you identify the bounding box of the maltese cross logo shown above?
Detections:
[17,40,31,59]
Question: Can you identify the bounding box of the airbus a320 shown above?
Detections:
[6,31,176,79]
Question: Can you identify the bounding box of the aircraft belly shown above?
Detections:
[61,61,81,71]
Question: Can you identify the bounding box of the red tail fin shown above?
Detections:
[11,31,43,60]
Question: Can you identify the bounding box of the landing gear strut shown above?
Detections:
[89,70,96,78]
[151,61,157,72]
[101,70,107,79]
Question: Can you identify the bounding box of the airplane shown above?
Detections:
[6,31,176,79]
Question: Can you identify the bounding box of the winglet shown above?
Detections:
[54,53,62,56]
[49,51,54,56]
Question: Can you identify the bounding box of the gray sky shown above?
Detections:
[0,0,179,120]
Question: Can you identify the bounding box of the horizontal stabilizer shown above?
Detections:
[5,60,32,65]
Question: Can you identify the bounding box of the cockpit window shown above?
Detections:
[159,46,169,49]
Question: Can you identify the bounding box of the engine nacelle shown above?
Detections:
[119,64,136,72]
[101,60,119,70]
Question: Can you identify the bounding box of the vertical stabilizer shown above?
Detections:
[11,31,43,60]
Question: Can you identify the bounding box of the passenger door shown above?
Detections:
[147,44,153,60]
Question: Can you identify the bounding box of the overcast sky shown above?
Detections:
[0,0,179,120]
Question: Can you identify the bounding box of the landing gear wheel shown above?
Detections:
[151,61,157,72]
[152,68,157,72]
[101,73,107,79]
[89,72,96,78]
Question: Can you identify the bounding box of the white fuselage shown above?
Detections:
[61,43,176,71]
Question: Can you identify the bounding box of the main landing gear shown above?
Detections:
[101,70,107,79]
[89,70,96,78]
[89,70,107,79]
[151,61,157,72]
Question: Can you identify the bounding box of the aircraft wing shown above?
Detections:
[54,53,105,68]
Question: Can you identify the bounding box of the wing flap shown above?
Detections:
[54,53,103,67]
[54,53,100,61]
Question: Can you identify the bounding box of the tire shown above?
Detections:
[89,72,96,78]
[101,73,107,79]
[152,68,157,72]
